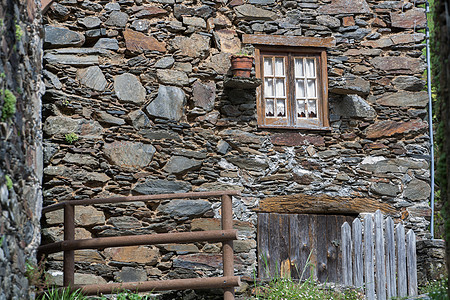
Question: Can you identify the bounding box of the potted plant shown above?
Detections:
[230,49,254,78]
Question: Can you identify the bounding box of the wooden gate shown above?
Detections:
[257,213,354,282]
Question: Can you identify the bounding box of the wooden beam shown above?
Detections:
[243,34,336,48]
[256,193,396,215]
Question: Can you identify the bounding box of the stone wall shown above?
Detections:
[41,0,436,293]
[0,0,43,299]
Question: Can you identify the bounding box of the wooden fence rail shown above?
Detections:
[341,210,417,300]
[38,191,241,300]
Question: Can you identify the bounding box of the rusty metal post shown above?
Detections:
[63,203,75,287]
[222,194,235,300]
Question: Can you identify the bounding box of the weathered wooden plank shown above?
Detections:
[298,214,311,280]
[374,210,386,300]
[269,213,281,277]
[341,222,352,286]
[309,215,318,280]
[257,213,270,278]
[279,214,291,277]
[385,217,397,298]
[407,229,418,296]
[336,215,345,284]
[258,194,396,215]
[289,214,300,279]
[364,214,375,300]
[317,215,328,282]
[352,218,363,288]
[396,224,407,298]
[243,34,336,48]
[326,215,338,283]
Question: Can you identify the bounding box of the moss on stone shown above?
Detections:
[5,175,12,191]
[1,89,17,121]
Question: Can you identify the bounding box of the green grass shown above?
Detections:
[37,287,88,300]
[420,277,448,299]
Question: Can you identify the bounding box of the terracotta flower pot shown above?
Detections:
[230,55,253,78]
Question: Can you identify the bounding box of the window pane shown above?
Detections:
[276,99,286,117]
[274,57,285,76]
[308,99,317,118]
[294,58,304,77]
[297,100,306,118]
[296,79,305,98]
[307,79,316,98]
[266,99,274,117]
[275,79,285,97]
[265,78,274,97]
[264,58,273,76]
[306,58,315,77]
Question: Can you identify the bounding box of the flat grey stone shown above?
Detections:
[342,28,371,40]
[370,182,401,197]
[133,179,191,195]
[405,179,431,201]
[103,141,156,167]
[217,140,230,155]
[156,69,189,86]
[115,267,147,283]
[154,56,175,69]
[78,16,101,29]
[333,94,376,119]
[105,2,120,11]
[234,4,277,21]
[192,81,215,112]
[392,76,426,91]
[171,34,210,58]
[226,155,268,171]
[44,25,85,48]
[43,116,103,139]
[44,53,98,66]
[43,70,62,89]
[130,19,150,32]
[114,73,146,104]
[158,200,211,218]
[47,47,111,55]
[108,216,141,230]
[146,85,186,121]
[163,156,202,175]
[139,129,181,141]
[248,0,276,4]
[316,15,340,28]
[128,110,152,130]
[94,38,119,51]
[182,16,206,29]
[95,111,125,126]
[376,91,428,108]
[331,76,370,96]
[76,66,107,91]
[105,11,129,28]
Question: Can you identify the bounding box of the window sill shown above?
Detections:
[258,124,332,131]
[224,76,262,89]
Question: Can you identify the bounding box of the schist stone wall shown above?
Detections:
[0,0,44,299]
[41,0,441,292]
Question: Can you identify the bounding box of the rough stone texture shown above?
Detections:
[330,76,370,96]
[146,85,186,121]
[390,8,426,29]
[392,76,426,92]
[0,0,43,298]
[105,11,129,28]
[123,29,166,53]
[75,206,106,226]
[192,81,216,112]
[365,120,428,139]
[94,38,119,51]
[104,245,159,264]
[103,141,156,167]
[43,116,103,139]
[332,94,376,119]
[371,57,426,74]
[76,66,107,91]
[171,34,210,58]
[405,179,431,201]
[163,156,202,174]
[234,4,277,20]
[370,182,401,197]
[376,91,429,108]
[114,73,147,104]
[156,69,189,86]
[318,0,371,14]
[133,180,191,195]
[44,25,85,48]
[158,200,212,217]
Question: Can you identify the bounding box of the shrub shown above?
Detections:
[1,89,17,121]
[65,132,79,144]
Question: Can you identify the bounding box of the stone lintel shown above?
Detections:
[243,34,336,48]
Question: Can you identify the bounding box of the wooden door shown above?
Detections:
[257,213,355,283]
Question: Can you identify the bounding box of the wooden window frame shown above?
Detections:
[243,35,334,131]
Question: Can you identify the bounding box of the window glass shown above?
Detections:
[265,78,274,97]
[264,58,273,76]
[307,79,316,98]
[274,58,285,76]
[294,58,304,77]
[266,99,274,117]
[276,99,286,117]
[306,59,315,77]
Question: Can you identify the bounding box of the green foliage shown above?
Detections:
[420,277,448,299]
[1,89,17,121]
[5,175,12,190]
[0,236,3,246]
[0,72,5,78]
[96,290,151,300]
[15,23,23,40]
[65,132,79,144]
[37,287,88,300]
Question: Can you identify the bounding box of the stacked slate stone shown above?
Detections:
[41,0,436,292]
[0,0,44,299]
